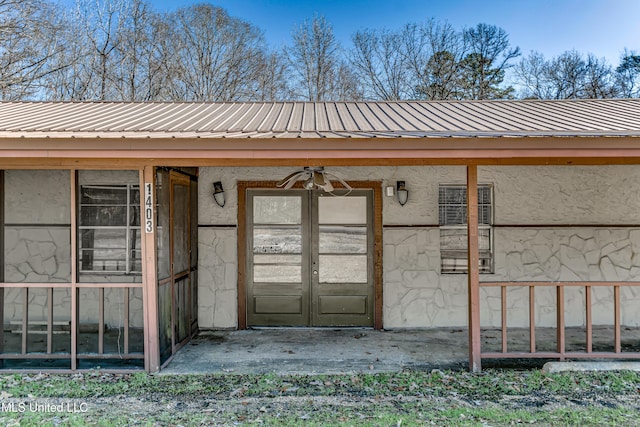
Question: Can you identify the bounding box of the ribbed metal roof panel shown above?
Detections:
[272,103,294,132]
[0,99,638,138]
[391,103,443,131]
[254,103,282,132]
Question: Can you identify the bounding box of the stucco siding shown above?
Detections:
[484,166,640,224]
[197,165,640,330]
[5,166,635,331]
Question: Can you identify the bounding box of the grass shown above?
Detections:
[1,369,639,426]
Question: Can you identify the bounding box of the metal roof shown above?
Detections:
[0,99,639,139]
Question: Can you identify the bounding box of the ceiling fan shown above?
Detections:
[276,167,352,194]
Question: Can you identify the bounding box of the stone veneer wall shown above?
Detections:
[384,227,640,329]
[3,170,144,328]
[488,228,640,328]
[197,165,640,330]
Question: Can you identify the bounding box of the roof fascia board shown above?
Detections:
[0,135,639,150]
[2,157,640,169]
[1,136,640,165]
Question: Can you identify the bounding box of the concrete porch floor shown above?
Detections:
[161,328,470,375]
[160,326,640,375]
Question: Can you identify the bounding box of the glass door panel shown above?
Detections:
[318,226,367,253]
[317,196,367,224]
[253,196,302,224]
[318,225,368,283]
[247,192,308,326]
[318,255,368,283]
[312,191,374,326]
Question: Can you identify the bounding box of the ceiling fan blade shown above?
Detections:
[322,178,334,192]
[325,173,352,195]
[283,178,299,189]
[276,171,303,188]
[313,171,326,187]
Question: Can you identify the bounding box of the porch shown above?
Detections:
[161,326,640,375]
[1,100,640,373]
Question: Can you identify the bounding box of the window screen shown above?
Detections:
[438,185,492,225]
[439,184,493,274]
[79,185,141,274]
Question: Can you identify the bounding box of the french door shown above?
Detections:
[246,189,374,327]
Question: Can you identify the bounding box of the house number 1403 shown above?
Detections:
[144,183,154,233]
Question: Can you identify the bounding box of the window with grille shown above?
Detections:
[79,185,141,274]
[439,184,493,274]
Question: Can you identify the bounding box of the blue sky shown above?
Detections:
[144,0,639,66]
[64,0,639,66]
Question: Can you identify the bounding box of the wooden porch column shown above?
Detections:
[141,166,160,372]
[0,171,4,368]
[467,165,481,372]
[70,170,78,370]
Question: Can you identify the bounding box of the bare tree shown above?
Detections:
[516,50,617,99]
[460,23,520,99]
[112,0,157,101]
[513,51,550,98]
[41,0,172,101]
[161,4,267,101]
[331,60,363,101]
[286,14,361,101]
[7,2,629,102]
[40,5,93,100]
[142,11,178,101]
[582,54,617,98]
[546,51,588,98]
[250,51,292,101]
[42,1,282,102]
[616,50,640,98]
[350,28,408,100]
[0,0,65,99]
[72,0,129,100]
[403,20,467,100]
[516,50,587,99]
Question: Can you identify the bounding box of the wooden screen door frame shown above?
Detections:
[237,180,383,330]
[168,171,194,353]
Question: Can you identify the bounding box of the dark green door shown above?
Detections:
[246,189,374,327]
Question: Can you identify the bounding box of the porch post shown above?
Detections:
[70,170,78,371]
[0,171,4,367]
[141,166,160,372]
[467,165,481,372]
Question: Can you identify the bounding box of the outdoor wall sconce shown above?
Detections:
[213,181,225,207]
[397,181,408,206]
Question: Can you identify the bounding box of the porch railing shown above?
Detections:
[0,282,144,371]
[479,281,640,361]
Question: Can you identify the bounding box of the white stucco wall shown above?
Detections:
[197,165,640,330]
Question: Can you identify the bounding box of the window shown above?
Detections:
[79,185,141,274]
[439,184,493,274]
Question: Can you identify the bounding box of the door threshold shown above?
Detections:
[248,326,374,331]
